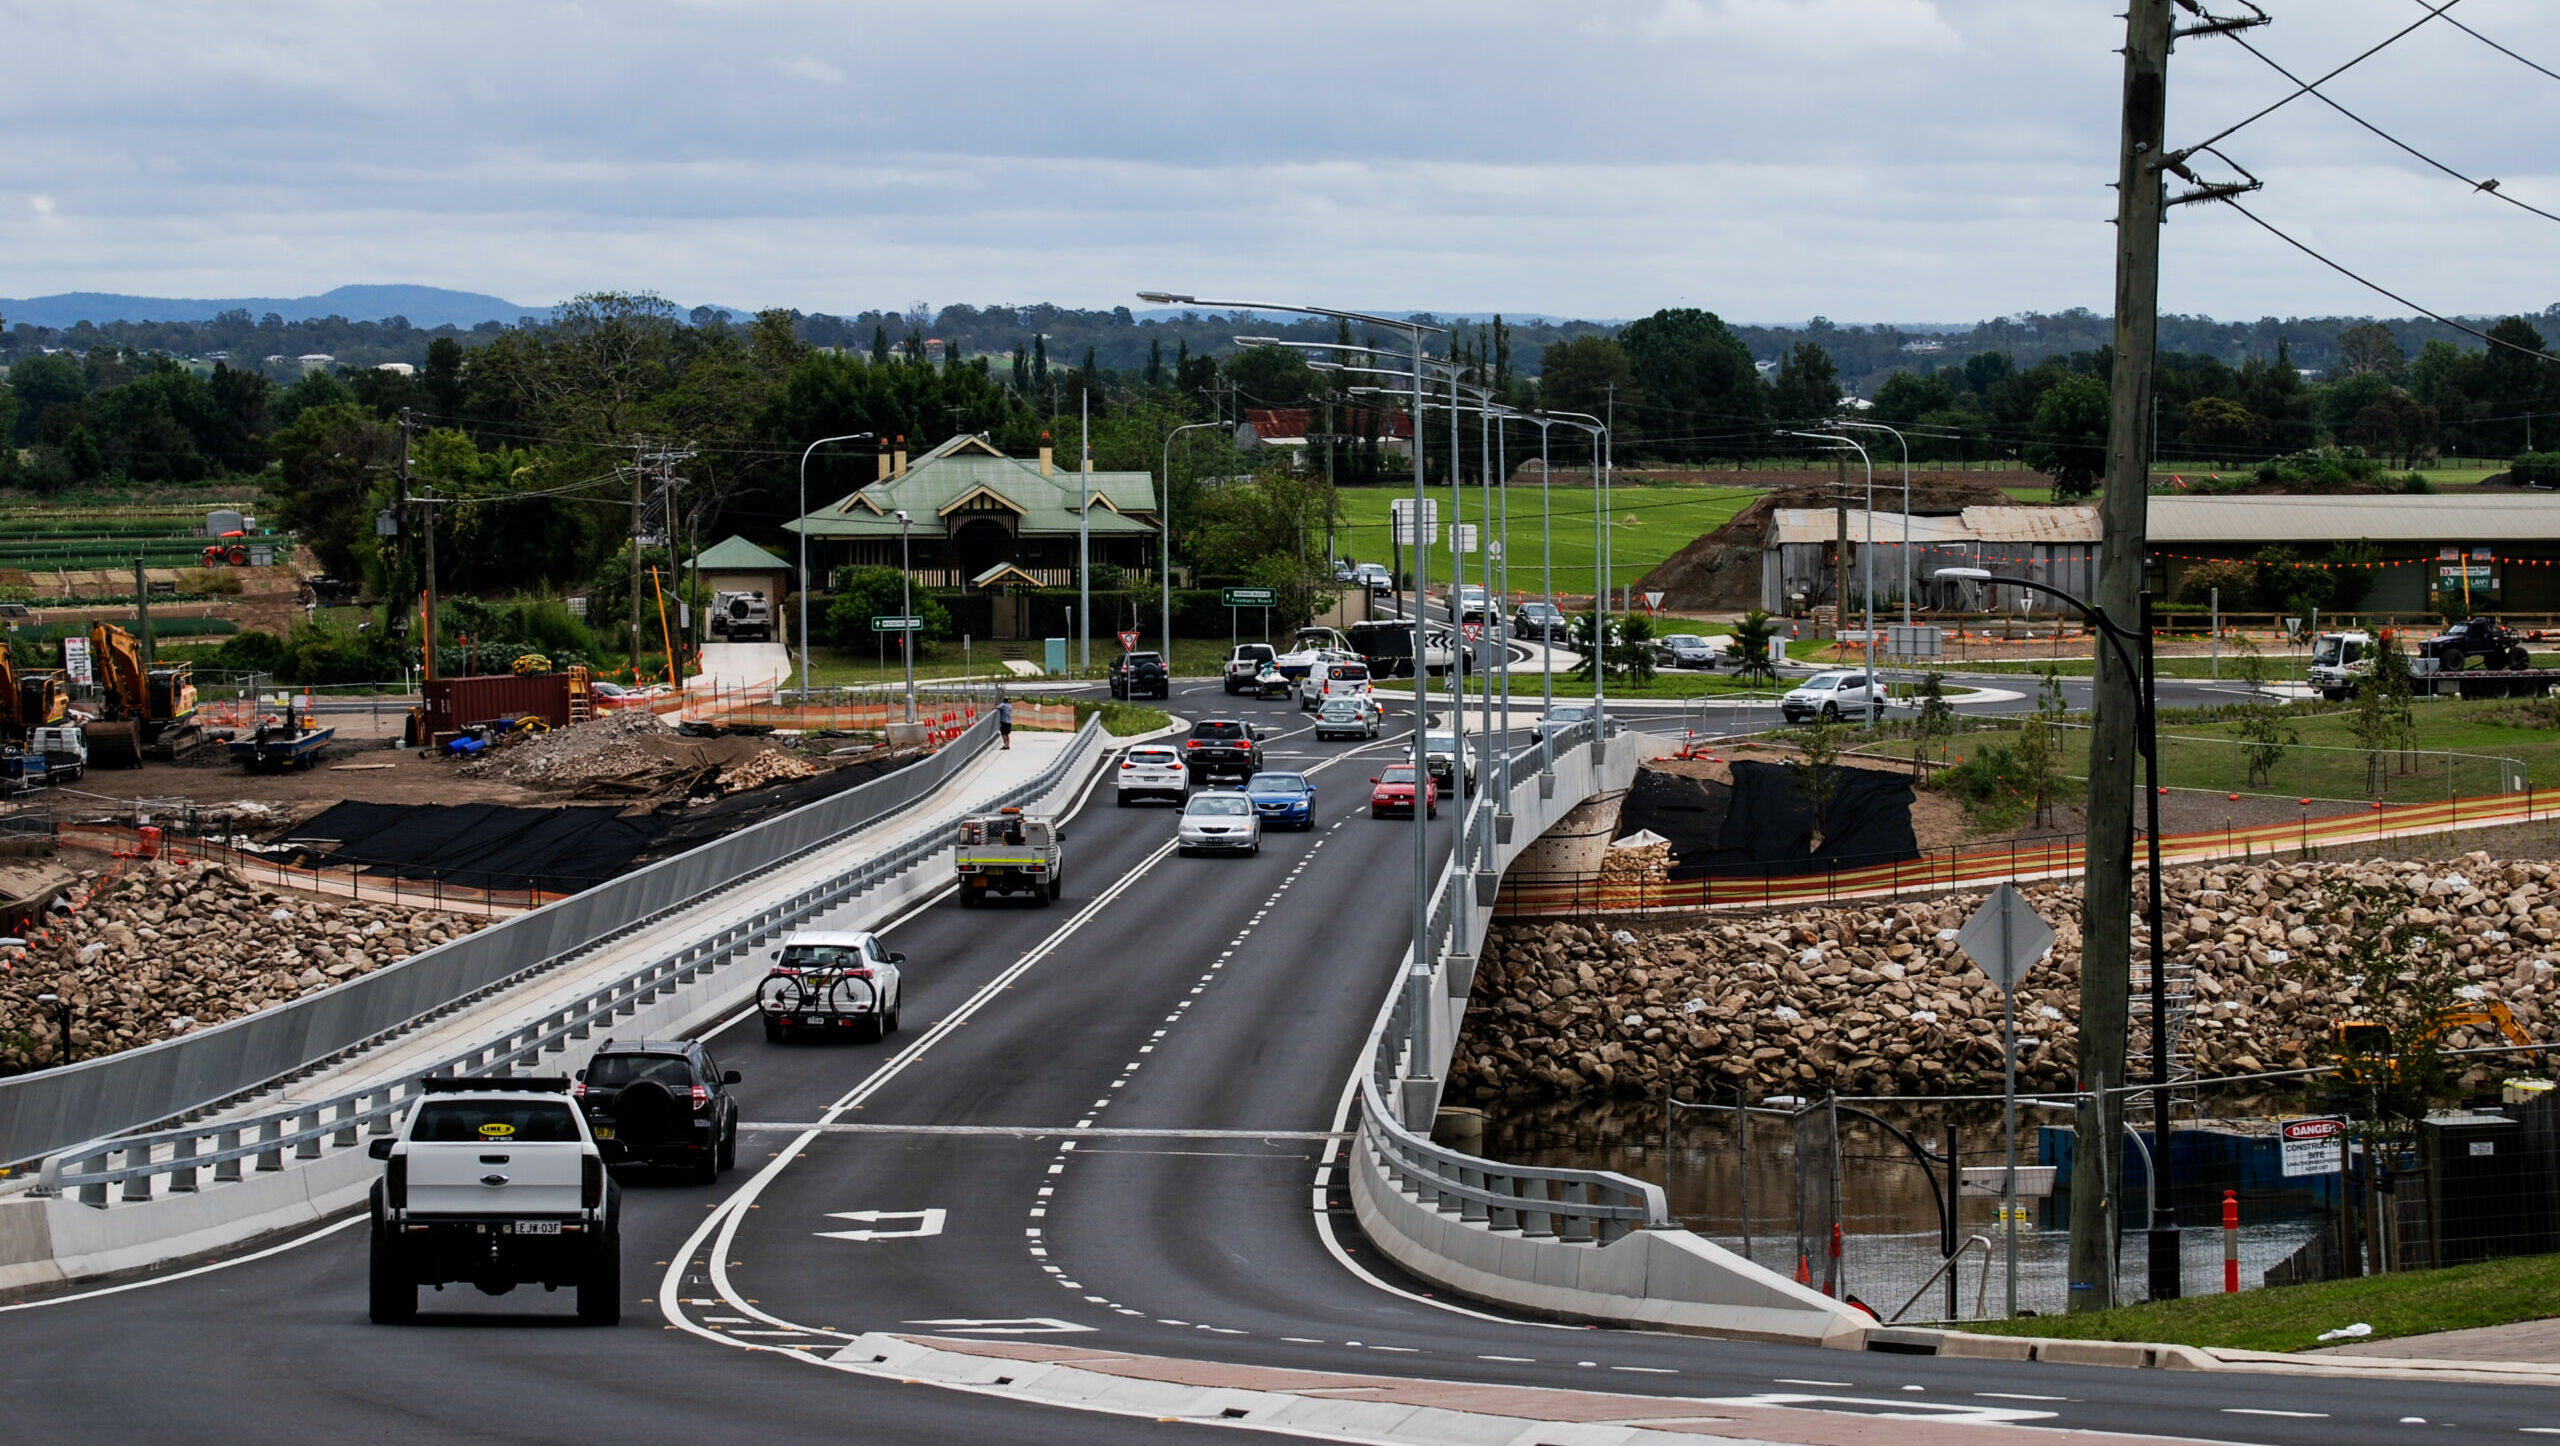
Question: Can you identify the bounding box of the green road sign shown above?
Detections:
[871,615,924,632]
[1221,588,1277,606]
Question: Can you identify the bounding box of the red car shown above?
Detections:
[1369,763,1438,819]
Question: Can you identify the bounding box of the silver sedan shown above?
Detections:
[1175,791,1262,857]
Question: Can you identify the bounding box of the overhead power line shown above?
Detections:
[2226,31,2560,226]
[2218,197,2560,365]
[2409,0,2560,85]
[2177,0,2464,157]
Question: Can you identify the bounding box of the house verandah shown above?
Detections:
[784,434,1162,637]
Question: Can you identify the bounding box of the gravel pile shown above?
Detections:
[0,860,486,1072]
[1453,850,2560,1105]
[462,709,671,788]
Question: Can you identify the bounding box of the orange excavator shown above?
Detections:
[66,622,198,767]
[2333,999,2534,1088]
[0,650,66,739]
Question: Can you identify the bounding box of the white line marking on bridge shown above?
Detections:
[815,1208,946,1242]
[2224,1409,2329,1418]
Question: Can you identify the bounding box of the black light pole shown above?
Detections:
[1936,565,2177,1299]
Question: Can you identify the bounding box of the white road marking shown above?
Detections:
[815,1208,947,1242]
[1480,1355,1536,1363]
[1612,1366,1676,1374]
[1777,1379,1854,1388]
[1975,1392,2067,1401]
[2224,1409,2329,1419]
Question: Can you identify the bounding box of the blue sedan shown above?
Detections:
[1241,771,1316,830]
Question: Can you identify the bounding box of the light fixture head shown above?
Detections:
[1934,566,1994,581]
[1135,291,1190,305]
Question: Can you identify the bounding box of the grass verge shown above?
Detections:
[1960,1253,2560,1354]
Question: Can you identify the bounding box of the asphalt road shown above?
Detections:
[5,677,2554,1443]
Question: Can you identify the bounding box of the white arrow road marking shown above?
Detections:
[1703,1394,2056,1425]
[816,1207,947,1242]
[904,1317,1096,1335]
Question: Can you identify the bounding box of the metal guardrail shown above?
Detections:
[0,712,1006,1167]
[1351,719,1673,1245]
[36,718,1109,1205]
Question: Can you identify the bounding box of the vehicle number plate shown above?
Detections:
[592,1126,616,1140]
[514,1220,561,1236]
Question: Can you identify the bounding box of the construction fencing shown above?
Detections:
[1497,780,2560,917]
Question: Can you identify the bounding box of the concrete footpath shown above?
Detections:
[0,728,1100,1289]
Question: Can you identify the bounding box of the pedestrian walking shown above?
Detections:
[997,695,1013,749]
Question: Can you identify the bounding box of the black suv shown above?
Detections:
[1183,719,1264,780]
[1513,601,1568,642]
[1111,650,1170,699]
[573,1039,740,1184]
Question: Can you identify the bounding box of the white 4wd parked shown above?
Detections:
[1780,670,1889,724]
[368,1078,619,1325]
[1222,643,1278,694]
[1116,742,1188,805]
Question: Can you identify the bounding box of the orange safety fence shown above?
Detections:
[1497,783,2557,918]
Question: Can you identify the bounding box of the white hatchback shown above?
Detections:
[1115,743,1189,806]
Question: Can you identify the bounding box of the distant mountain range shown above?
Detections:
[0,285,546,330]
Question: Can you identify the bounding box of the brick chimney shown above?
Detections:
[893,435,908,479]
[875,438,890,483]
[1039,431,1053,477]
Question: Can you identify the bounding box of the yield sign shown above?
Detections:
[1117,629,1140,651]
[1643,591,1665,613]
[1462,622,1484,642]
[1954,883,2054,995]
[817,1208,947,1242]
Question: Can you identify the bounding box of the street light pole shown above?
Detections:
[1148,292,1445,1118]
[1079,389,1092,674]
[1839,420,1915,627]
[796,431,874,702]
[1789,430,1876,716]
[1937,565,2176,1296]
[1161,420,1223,673]
[896,510,916,724]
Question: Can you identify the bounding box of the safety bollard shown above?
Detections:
[2223,1190,2241,1294]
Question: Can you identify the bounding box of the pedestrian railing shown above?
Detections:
[0,711,1020,1167]
[33,719,1107,1206]
[1351,719,1673,1248]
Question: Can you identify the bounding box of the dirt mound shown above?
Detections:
[1636,476,2035,612]
[458,709,824,801]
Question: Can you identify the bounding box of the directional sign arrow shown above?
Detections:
[815,1207,946,1242]
[903,1317,1095,1335]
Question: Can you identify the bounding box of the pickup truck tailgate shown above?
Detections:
[407,1141,587,1215]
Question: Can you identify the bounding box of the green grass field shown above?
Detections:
[1964,1251,2560,1353]
[1332,483,1759,597]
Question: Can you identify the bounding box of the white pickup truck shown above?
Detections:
[367,1077,620,1324]
[954,806,1062,906]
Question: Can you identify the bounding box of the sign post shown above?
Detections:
[1956,882,2056,1319]
[1222,587,1276,648]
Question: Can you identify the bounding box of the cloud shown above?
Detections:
[0,2,2551,322]
[774,56,845,85]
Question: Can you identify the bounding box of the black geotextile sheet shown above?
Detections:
[275,752,921,894]
[281,803,656,893]
[1622,759,1919,880]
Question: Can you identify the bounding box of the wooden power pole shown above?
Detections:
[2072,0,2176,1314]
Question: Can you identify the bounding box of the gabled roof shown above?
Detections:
[786,435,1159,540]
[2148,494,2560,544]
[971,561,1049,588]
[690,534,791,570]
[937,481,1027,518]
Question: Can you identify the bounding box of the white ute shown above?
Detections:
[368,1077,619,1325]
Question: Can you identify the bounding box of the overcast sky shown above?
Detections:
[4,1,2555,324]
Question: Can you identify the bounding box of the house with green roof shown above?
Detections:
[783,434,1160,594]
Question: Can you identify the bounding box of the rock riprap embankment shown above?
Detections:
[1,860,487,1072]
[1452,851,2560,1104]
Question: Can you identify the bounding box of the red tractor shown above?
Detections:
[201,531,250,567]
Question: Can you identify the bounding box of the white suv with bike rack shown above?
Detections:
[756,930,905,1043]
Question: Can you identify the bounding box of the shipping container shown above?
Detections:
[423,673,572,733]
